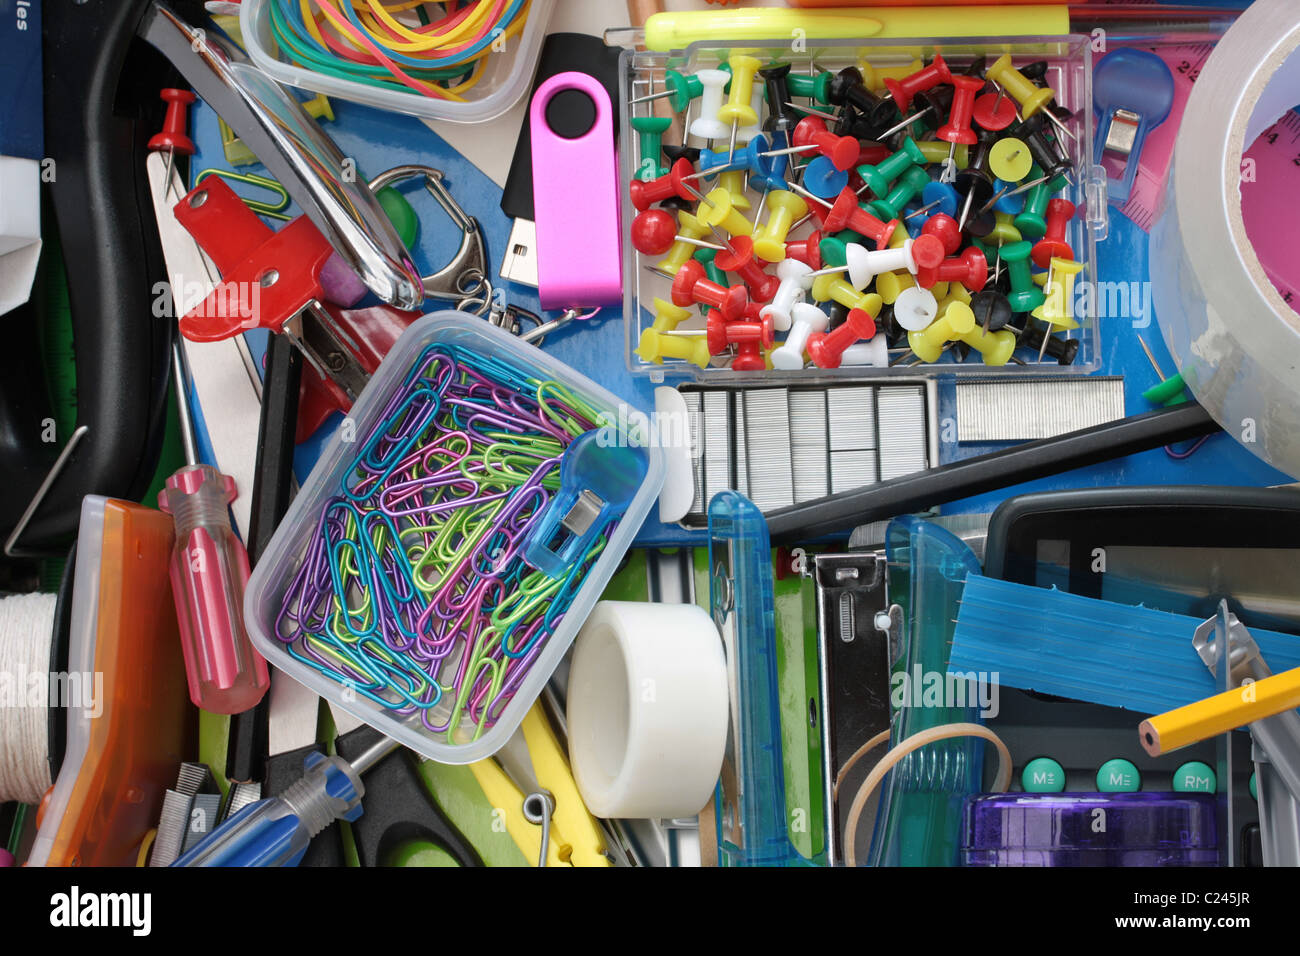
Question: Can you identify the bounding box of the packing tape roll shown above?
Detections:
[1150,0,1300,478]
[566,601,728,819]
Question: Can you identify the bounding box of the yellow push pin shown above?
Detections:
[719,54,762,161]
[811,274,881,316]
[703,187,754,237]
[987,55,1056,118]
[1031,257,1084,331]
[876,269,915,304]
[636,328,711,368]
[651,297,693,333]
[958,325,1018,366]
[657,211,712,274]
[752,190,809,262]
[908,300,976,363]
[719,169,751,212]
[989,137,1033,183]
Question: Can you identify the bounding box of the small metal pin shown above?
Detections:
[630,88,675,105]
[806,264,850,278]
[1044,108,1079,143]
[957,188,976,231]
[1136,335,1166,381]
[760,143,823,159]
[644,266,676,280]
[785,102,840,123]
[679,181,717,208]
[976,182,1013,216]
[877,108,931,141]
[904,199,943,220]
[787,181,833,209]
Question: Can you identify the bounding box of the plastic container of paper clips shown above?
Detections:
[619,36,1109,382]
[240,0,556,124]
[244,313,665,763]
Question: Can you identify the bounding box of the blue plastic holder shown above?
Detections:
[1093,49,1175,205]
[950,575,1300,716]
[708,490,805,867]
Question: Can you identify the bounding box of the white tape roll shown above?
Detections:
[1150,0,1300,478]
[566,600,728,819]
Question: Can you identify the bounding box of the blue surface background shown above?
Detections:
[188,0,1290,549]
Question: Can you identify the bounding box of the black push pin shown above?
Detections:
[1015,323,1080,365]
[969,289,1013,332]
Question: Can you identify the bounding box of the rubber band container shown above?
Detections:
[244,312,664,763]
[241,0,557,124]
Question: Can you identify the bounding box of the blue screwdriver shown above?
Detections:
[172,736,398,867]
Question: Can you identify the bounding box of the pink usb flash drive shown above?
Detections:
[530,71,623,310]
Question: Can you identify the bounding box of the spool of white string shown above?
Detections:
[0,592,57,805]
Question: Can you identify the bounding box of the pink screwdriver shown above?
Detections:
[159,343,270,714]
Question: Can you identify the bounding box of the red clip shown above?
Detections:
[173,176,335,342]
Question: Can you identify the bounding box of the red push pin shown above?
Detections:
[973,91,1018,132]
[785,229,823,270]
[807,306,877,369]
[917,245,988,292]
[884,54,953,114]
[922,213,962,255]
[937,75,986,172]
[714,236,780,303]
[1031,197,1076,268]
[630,157,700,212]
[706,308,774,356]
[150,88,197,199]
[855,142,891,167]
[671,258,748,321]
[630,208,726,257]
[791,116,859,172]
[819,187,898,248]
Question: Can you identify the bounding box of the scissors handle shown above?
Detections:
[336,725,484,868]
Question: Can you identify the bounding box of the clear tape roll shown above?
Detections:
[1151,0,1300,478]
[566,600,728,820]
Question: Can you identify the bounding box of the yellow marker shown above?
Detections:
[641,7,1069,51]
[1140,666,1300,756]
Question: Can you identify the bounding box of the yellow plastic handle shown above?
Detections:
[467,758,569,868]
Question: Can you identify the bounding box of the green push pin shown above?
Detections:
[1022,756,1067,793]
[1003,240,1046,312]
[632,116,672,182]
[818,235,848,269]
[1096,758,1141,792]
[1014,164,1050,239]
[867,165,929,222]
[1172,761,1216,793]
[1137,335,1190,406]
[787,70,833,105]
[693,247,728,315]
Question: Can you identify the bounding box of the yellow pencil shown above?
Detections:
[1139,666,1300,756]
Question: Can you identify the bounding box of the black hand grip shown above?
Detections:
[24,0,206,551]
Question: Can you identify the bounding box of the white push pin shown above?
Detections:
[760,259,814,332]
[770,302,829,370]
[840,335,889,367]
[893,286,940,331]
[689,70,731,142]
[832,238,924,290]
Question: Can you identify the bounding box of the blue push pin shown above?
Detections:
[801,155,848,199]
[749,132,790,193]
[991,177,1025,215]
[1094,49,1174,205]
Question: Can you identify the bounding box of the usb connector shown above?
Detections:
[500,217,539,288]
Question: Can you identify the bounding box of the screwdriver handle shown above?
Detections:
[172,753,364,867]
[159,464,270,714]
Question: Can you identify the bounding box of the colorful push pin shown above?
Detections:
[987,54,1055,118]
[990,138,1033,185]
[810,271,879,316]
[632,208,726,257]
[630,65,728,112]
[632,116,672,181]
[761,258,814,331]
[630,157,701,211]
[760,64,797,129]
[857,137,927,197]
[1002,241,1045,312]
[656,210,712,274]
[636,327,711,368]
[718,167,752,211]
[1018,324,1080,365]
[814,237,928,290]
[701,186,754,236]
[972,90,1018,132]
[970,289,1013,331]
[671,258,748,321]
[150,88,198,198]
[840,335,889,367]
[752,190,809,262]
[991,178,1026,215]
[876,268,916,304]
[791,184,898,248]
[922,213,961,255]
[771,301,830,369]
[892,285,939,331]
[719,54,762,158]
[689,69,732,141]
[787,69,833,105]
[749,132,791,193]
[695,247,730,293]
[1031,256,1084,332]
[908,300,976,363]
[986,212,1021,246]
[808,303,878,369]
[884,53,953,113]
[916,139,969,170]
[650,295,694,334]
[1014,167,1051,239]
[936,74,985,170]
[919,180,959,221]
[877,83,954,141]
[865,165,929,224]
[706,308,775,356]
[1012,115,1072,183]
[714,236,780,303]
[801,155,848,199]
[957,323,1017,366]
[1031,198,1076,267]
[790,116,859,171]
[1135,335,1188,405]
[917,245,987,293]
[785,229,823,269]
